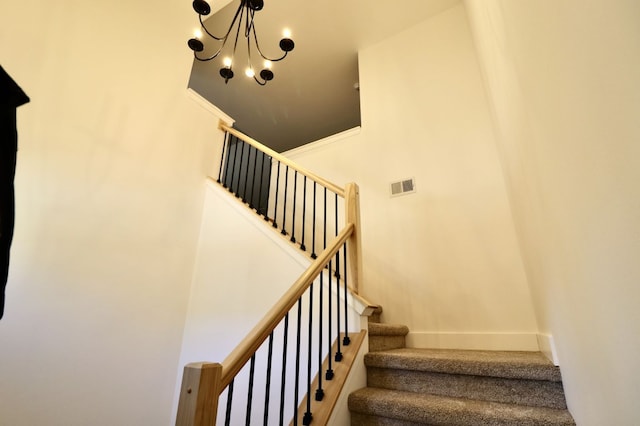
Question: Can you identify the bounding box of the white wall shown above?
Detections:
[286,4,538,350]
[465,1,640,424]
[0,2,220,425]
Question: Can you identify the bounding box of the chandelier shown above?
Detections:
[187,0,295,86]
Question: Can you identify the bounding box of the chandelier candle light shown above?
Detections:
[188,0,295,86]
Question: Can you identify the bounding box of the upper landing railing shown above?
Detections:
[215,122,360,276]
[176,121,366,425]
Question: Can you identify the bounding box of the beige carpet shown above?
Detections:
[349,314,575,425]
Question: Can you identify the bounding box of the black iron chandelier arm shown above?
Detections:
[199,5,242,42]
[191,9,241,61]
[245,8,256,38]
[253,75,268,86]
[245,27,269,85]
[250,26,289,62]
[193,45,225,62]
[228,5,247,69]
[198,14,222,41]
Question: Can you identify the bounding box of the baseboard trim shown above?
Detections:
[537,333,560,366]
[406,332,540,352]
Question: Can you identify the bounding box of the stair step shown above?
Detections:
[369,306,384,323]
[368,323,409,352]
[369,323,410,337]
[365,348,562,381]
[349,388,575,426]
[367,365,567,409]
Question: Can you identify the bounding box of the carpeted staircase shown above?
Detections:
[348,308,575,425]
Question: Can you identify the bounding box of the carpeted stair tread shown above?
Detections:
[365,348,562,382]
[348,387,575,426]
[368,322,410,351]
[368,322,409,336]
[366,366,567,409]
[369,306,384,323]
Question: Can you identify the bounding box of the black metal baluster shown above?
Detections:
[229,137,240,193]
[300,176,307,251]
[217,131,229,184]
[334,193,341,279]
[326,260,334,381]
[323,188,327,251]
[222,135,233,189]
[290,171,298,243]
[293,298,302,425]
[250,147,259,209]
[235,140,246,198]
[324,187,333,381]
[281,166,290,236]
[311,182,317,259]
[342,243,351,346]
[315,273,325,402]
[225,379,235,426]
[334,194,343,362]
[272,162,281,229]
[258,154,267,217]
[334,262,343,363]
[246,354,256,426]
[303,285,313,425]
[241,142,250,202]
[279,314,289,426]
[264,332,274,426]
[224,135,234,189]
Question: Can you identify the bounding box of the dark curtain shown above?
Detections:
[0,65,29,320]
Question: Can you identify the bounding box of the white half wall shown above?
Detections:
[285,4,538,350]
[0,1,220,425]
[172,181,308,423]
[465,0,640,423]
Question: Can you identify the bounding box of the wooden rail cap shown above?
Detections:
[176,362,222,426]
[218,120,345,197]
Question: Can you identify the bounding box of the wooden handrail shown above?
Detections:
[218,120,345,197]
[219,223,355,390]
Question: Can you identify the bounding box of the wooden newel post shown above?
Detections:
[344,183,362,294]
[176,362,223,426]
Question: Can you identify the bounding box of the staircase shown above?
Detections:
[348,309,575,425]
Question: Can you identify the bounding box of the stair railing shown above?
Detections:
[176,122,364,425]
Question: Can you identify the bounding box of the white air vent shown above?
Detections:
[390,177,416,197]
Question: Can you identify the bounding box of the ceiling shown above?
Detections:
[188,0,460,152]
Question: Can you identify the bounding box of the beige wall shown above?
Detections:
[465,0,640,424]
[286,4,538,349]
[0,1,219,425]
